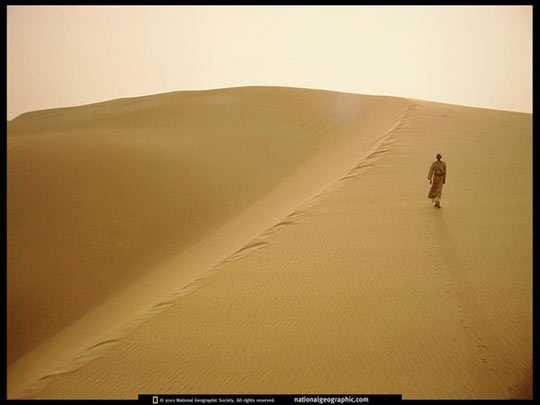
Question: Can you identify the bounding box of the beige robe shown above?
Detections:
[427,160,446,199]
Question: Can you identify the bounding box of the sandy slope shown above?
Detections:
[7,87,531,399]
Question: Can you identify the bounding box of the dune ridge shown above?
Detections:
[10,110,412,398]
[7,87,531,399]
[8,87,409,397]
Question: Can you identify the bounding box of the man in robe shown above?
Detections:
[427,153,447,208]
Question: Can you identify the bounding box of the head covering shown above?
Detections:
[436,154,442,160]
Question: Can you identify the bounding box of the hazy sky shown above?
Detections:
[7,5,532,120]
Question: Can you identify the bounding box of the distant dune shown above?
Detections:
[7,87,532,399]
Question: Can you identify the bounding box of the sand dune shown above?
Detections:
[7,87,531,399]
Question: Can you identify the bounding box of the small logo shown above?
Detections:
[152,396,159,404]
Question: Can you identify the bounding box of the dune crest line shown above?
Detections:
[215,102,414,267]
[8,88,410,397]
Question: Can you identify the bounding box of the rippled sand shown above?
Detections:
[7,87,532,399]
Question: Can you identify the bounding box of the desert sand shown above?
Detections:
[7,87,532,399]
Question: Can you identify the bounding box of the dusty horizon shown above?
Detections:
[7,5,532,120]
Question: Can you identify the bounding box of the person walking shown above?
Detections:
[427,154,446,208]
